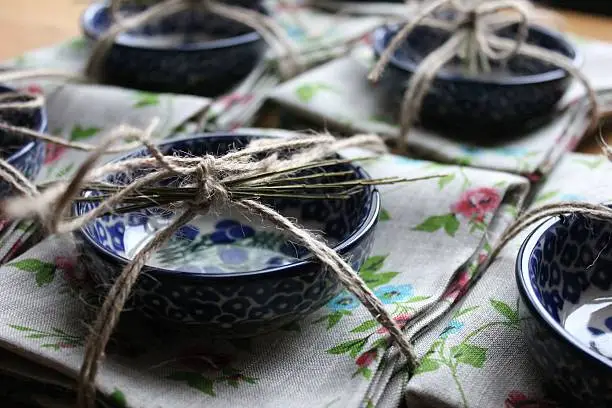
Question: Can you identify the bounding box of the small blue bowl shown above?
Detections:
[74,132,379,337]
[372,23,579,138]
[517,211,612,406]
[0,85,47,196]
[81,2,267,97]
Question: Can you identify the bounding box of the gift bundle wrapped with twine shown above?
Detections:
[1,1,612,408]
[367,0,600,151]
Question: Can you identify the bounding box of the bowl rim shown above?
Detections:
[0,85,47,165]
[516,213,612,371]
[372,23,582,86]
[80,2,264,51]
[75,131,381,280]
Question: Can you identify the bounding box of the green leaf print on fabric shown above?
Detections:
[534,190,559,204]
[70,125,100,141]
[574,156,605,169]
[109,389,127,408]
[438,173,456,190]
[167,368,258,396]
[133,91,161,108]
[490,299,519,325]
[414,357,440,374]
[167,372,216,396]
[8,325,83,350]
[414,214,460,237]
[451,343,487,368]
[415,299,526,408]
[9,259,55,286]
[359,256,399,289]
[55,163,75,178]
[295,83,334,103]
[327,338,368,356]
[379,208,391,221]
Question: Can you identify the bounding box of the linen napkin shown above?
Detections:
[0,0,385,132]
[265,36,612,177]
[357,151,611,408]
[0,120,530,408]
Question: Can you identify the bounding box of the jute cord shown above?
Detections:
[368,0,600,152]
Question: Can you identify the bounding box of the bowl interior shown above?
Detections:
[524,213,612,363]
[377,23,577,83]
[0,86,46,163]
[83,3,263,49]
[74,135,375,275]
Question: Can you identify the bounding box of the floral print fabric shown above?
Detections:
[0,131,529,407]
[266,38,612,177]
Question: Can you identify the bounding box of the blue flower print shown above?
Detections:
[327,292,360,312]
[373,284,414,305]
[492,147,530,156]
[388,155,425,167]
[440,320,464,338]
[558,193,586,202]
[459,145,483,156]
[211,219,255,244]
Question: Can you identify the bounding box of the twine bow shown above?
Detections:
[368,0,599,152]
[0,123,448,408]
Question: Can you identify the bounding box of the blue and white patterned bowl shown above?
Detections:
[372,23,579,138]
[81,2,267,97]
[0,85,47,196]
[517,211,612,406]
[74,132,379,337]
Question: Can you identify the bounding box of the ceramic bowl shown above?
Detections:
[0,85,47,196]
[517,211,612,406]
[74,132,379,337]
[372,23,579,137]
[81,2,267,97]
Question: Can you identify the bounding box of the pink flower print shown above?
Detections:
[21,84,44,95]
[218,93,253,110]
[58,342,77,349]
[44,144,67,164]
[56,256,86,287]
[376,313,413,334]
[355,350,377,368]
[527,173,542,183]
[504,391,556,408]
[451,187,501,222]
[443,270,470,300]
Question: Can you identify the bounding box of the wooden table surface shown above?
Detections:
[1,0,611,154]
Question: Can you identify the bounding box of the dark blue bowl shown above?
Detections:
[517,211,612,407]
[74,132,379,337]
[372,23,579,138]
[81,2,267,97]
[0,85,47,196]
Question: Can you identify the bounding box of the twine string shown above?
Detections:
[89,0,302,81]
[0,128,426,408]
[368,0,599,152]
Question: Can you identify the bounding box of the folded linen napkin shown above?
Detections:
[0,120,529,408]
[362,151,611,408]
[265,36,612,177]
[0,0,385,132]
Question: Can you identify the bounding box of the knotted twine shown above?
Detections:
[368,0,600,152]
[0,122,447,408]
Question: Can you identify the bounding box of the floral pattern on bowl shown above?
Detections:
[74,132,379,337]
[517,211,612,406]
[0,85,47,196]
[81,2,267,96]
[372,23,579,138]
